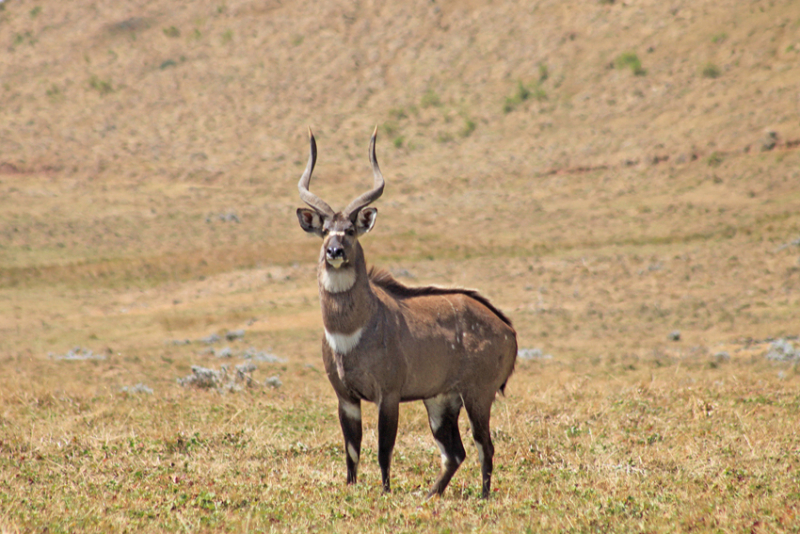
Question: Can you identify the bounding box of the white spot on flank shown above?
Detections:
[341,400,361,421]
[325,328,363,355]
[347,443,359,465]
[321,267,356,293]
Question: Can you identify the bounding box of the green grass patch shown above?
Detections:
[702,62,722,78]
[615,51,646,76]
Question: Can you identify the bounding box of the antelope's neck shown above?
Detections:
[317,246,374,341]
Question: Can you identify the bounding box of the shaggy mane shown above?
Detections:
[368,267,514,328]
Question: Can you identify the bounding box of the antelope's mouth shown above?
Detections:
[326,253,348,269]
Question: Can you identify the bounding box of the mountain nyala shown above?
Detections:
[295,127,517,499]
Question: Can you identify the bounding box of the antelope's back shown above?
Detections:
[369,269,517,392]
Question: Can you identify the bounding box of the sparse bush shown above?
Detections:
[389,107,408,120]
[163,26,180,38]
[382,122,399,137]
[615,52,646,76]
[46,84,61,99]
[702,62,721,78]
[711,32,728,43]
[503,81,546,113]
[503,81,530,113]
[393,136,404,148]
[706,151,724,167]
[538,63,549,83]
[30,6,42,18]
[460,118,476,138]
[420,89,442,108]
[221,29,233,44]
[13,31,37,48]
[89,75,113,95]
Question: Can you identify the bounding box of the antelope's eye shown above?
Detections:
[345,228,355,237]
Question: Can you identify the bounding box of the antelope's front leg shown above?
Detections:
[377,397,400,493]
[338,398,362,484]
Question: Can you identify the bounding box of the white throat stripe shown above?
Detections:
[325,328,363,355]
[321,267,356,293]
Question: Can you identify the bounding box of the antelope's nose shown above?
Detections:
[327,246,345,259]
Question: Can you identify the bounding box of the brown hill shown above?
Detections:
[1,0,798,351]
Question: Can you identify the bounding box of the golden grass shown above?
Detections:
[2,354,799,532]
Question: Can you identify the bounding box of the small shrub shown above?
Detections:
[503,81,546,113]
[163,26,180,38]
[711,32,727,43]
[460,118,476,138]
[538,63,549,83]
[46,84,61,99]
[382,122,399,137]
[89,75,113,95]
[393,136,404,149]
[221,29,233,44]
[615,52,646,76]
[702,62,721,78]
[389,107,408,120]
[421,89,442,108]
[503,81,530,113]
[706,152,724,167]
[30,6,42,18]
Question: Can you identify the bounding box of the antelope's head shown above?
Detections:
[296,127,384,271]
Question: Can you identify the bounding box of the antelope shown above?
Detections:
[295,127,517,499]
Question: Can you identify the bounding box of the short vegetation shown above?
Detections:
[615,51,646,76]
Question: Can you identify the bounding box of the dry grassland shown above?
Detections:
[1,0,800,532]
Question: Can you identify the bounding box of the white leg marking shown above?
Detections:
[347,443,359,465]
[476,443,485,465]
[434,439,448,468]
[325,328,363,354]
[320,267,356,293]
[340,400,361,421]
[424,396,448,433]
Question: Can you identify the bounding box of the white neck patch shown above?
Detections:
[320,266,356,293]
[325,327,363,355]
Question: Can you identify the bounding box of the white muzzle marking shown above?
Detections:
[325,328,363,355]
[326,256,346,269]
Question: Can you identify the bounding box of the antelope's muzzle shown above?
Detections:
[326,241,347,268]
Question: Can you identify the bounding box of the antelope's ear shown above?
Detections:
[355,207,377,236]
[297,208,326,237]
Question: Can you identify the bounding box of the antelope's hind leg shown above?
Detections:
[338,398,362,484]
[423,394,466,499]
[464,395,495,499]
